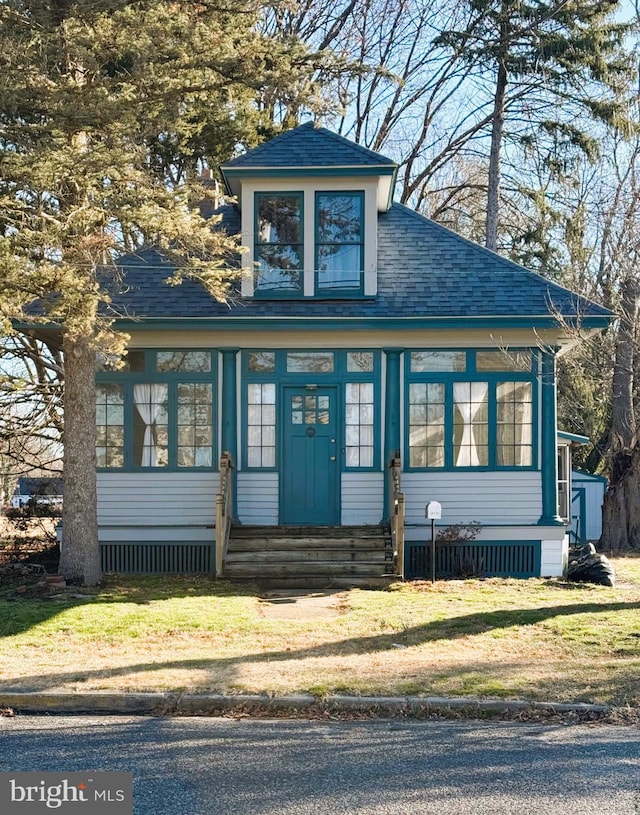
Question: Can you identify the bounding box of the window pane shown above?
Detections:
[286,352,334,372]
[317,194,362,243]
[347,352,374,372]
[248,352,276,372]
[476,350,531,372]
[255,195,302,293]
[497,381,533,466]
[257,195,302,244]
[317,246,361,290]
[453,382,488,467]
[175,383,213,469]
[408,380,445,468]
[345,380,375,468]
[133,384,169,467]
[96,384,125,468]
[156,351,211,372]
[256,245,302,291]
[316,193,363,291]
[246,382,277,468]
[410,351,466,372]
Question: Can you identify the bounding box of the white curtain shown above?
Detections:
[453,382,488,466]
[133,384,166,466]
[516,391,533,465]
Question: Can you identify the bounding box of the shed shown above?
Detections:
[570,470,606,543]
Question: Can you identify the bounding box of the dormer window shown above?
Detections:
[255,193,303,295]
[316,192,364,294]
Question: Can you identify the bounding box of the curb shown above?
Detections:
[0,691,615,719]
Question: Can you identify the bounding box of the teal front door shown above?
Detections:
[281,386,340,525]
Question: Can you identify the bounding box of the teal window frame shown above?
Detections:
[96,349,217,472]
[241,349,381,471]
[404,349,538,472]
[314,191,365,297]
[254,192,304,298]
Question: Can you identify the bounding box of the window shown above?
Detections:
[497,382,533,466]
[557,444,571,520]
[409,383,445,468]
[133,384,169,467]
[247,383,276,468]
[453,382,489,467]
[345,383,374,467]
[96,350,215,470]
[255,193,303,294]
[406,350,535,470]
[96,384,125,468]
[316,192,363,292]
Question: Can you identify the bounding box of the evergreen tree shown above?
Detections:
[437,0,633,251]
[0,0,328,583]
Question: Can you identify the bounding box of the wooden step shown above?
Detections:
[229,575,398,591]
[222,524,393,589]
[224,561,393,578]
[225,549,389,564]
[230,525,385,539]
[227,537,387,552]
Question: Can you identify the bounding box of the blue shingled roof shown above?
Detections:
[221,122,396,170]
[104,202,611,324]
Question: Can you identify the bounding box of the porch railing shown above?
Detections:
[388,449,405,579]
[215,451,234,578]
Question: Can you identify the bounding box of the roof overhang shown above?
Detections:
[220,165,398,212]
[110,314,612,333]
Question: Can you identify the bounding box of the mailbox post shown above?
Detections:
[425,501,442,584]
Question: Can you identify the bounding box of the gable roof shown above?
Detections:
[221,122,397,171]
[104,202,611,329]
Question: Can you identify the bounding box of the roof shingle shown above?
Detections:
[104,202,611,323]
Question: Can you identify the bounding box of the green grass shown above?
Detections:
[0,560,639,705]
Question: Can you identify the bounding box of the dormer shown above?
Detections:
[220,122,397,298]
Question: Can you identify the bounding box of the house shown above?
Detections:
[10,477,63,511]
[95,122,611,584]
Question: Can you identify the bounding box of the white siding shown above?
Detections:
[97,472,217,543]
[237,471,279,525]
[341,472,384,525]
[541,534,569,577]
[402,471,542,527]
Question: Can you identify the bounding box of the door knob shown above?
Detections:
[329,456,336,461]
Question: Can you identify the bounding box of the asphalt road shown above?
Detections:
[0,716,639,814]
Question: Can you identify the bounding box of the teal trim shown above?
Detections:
[404,540,542,579]
[280,385,340,524]
[96,349,217,473]
[572,468,607,484]
[539,350,564,525]
[383,348,403,514]
[223,166,396,179]
[558,430,589,445]
[403,349,538,472]
[221,349,239,518]
[314,191,365,296]
[112,315,612,332]
[254,191,304,298]
[241,349,382,473]
[100,542,214,574]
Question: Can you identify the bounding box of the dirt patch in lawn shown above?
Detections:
[258,591,347,621]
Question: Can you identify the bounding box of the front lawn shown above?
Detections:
[0,559,639,705]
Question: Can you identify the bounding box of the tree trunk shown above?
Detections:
[485,33,508,253]
[600,275,640,551]
[59,331,101,584]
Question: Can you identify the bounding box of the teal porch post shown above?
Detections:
[383,348,403,520]
[538,349,563,526]
[220,349,239,518]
